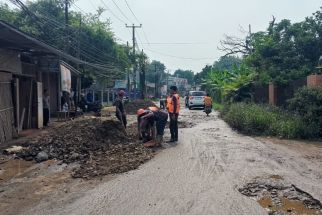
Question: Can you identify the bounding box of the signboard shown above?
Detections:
[60,64,71,93]
[114,80,127,89]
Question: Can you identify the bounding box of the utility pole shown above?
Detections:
[77,15,82,105]
[126,24,142,100]
[140,49,146,99]
[126,41,130,97]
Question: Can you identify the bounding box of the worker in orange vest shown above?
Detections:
[167,86,180,142]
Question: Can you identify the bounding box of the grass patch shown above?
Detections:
[222,103,316,139]
[213,102,224,112]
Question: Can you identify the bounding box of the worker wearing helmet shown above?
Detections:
[113,90,127,128]
[167,86,180,142]
[137,109,155,144]
[137,106,168,147]
[147,106,168,145]
[137,109,149,140]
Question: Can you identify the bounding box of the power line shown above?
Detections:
[145,48,214,61]
[110,0,131,22]
[124,0,140,23]
[10,0,125,73]
[99,0,126,24]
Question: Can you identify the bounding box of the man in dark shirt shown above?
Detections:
[113,90,127,128]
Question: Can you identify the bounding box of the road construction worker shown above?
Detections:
[147,106,168,145]
[137,109,149,140]
[113,90,127,128]
[137,109,155,144]
[137,107,168,147]
[167,86,180,142]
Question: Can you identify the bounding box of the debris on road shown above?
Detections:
[3,146,25,155]
[239,176,322,215]
[125,100,157,114]
[17,117,154,179]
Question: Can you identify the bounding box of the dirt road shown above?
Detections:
[23,109,322,215]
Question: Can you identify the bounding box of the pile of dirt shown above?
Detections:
[125,100,157,114]
[18,117,153,179]
[239,176,322,215]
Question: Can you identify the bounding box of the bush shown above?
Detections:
[288,87,322,136]
[222,103,316,139]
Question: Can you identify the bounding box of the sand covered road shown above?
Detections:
[25,109,322,215]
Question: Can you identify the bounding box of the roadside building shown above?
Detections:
[0,20,82,143]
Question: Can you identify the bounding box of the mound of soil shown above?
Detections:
[125,100,157,114]
[18,117,153,179]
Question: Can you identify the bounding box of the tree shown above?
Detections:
[194,65,212,85]
[146,60,166,83]
[213,56,242,71]
[173,69,194,84]
[0,1,132,86]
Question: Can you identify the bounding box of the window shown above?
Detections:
[191,91,206,96]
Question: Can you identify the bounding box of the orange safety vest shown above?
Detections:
[167,94,180,114]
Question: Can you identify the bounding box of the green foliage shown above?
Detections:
[213,56,242,71]
[202,64,255,102]
[222,103,315,139]
[0,1,132,85]
[246,7,322,84]
[288,87,322,136]
[194,56,241,86]
[146,60,166,83]
[212,102,224,112]
[173,69,194,84]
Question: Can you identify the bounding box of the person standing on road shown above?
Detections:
[167,86,180,142]
[113,90,127,129]
[43,89,50,127]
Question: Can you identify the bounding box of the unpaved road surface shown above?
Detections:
[21,109,322,214]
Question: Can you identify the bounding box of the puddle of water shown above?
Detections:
[239,176,322,215]
[258,196,321,215]
[0,159,34,182]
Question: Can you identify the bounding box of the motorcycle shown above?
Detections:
[204,106,212,116]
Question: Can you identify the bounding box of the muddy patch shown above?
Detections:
[239,176,322,215]
[0,159,34,183]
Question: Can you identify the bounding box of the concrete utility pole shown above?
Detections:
[126,24,142,100]
[76,15,82,104]
[140,49,146,99]
[126,41,130,97]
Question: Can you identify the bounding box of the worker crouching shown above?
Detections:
[137,107,168,147]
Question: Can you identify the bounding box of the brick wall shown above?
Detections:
[307,74,322,87]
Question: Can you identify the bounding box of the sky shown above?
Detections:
[7,0,322,73]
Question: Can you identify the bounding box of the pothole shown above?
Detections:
[238,176,322,215]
